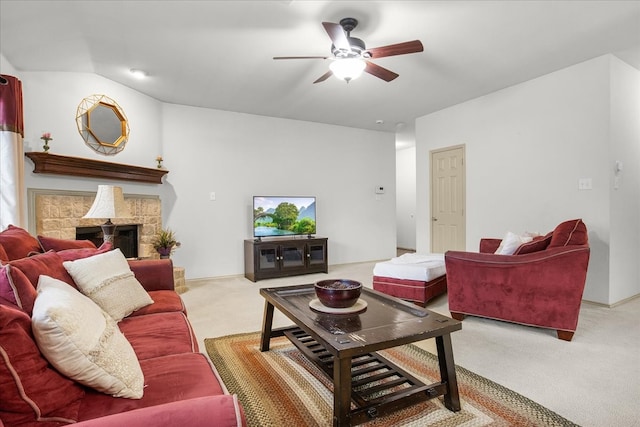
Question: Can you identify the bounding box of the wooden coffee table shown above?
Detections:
[260,284,462,426]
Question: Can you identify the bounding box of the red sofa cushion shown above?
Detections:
[128,259,175,291]
[548,218,588,248]
[0,246,116,314]
[0,252,77,315]
[130,290,186,316]
[118,312,198,360]
[0,304,84,425]
[57,242,113,262]
[38,235,97,252]
[0,243,8,263]
[72,395,244,427]
[0,225,42,261]
[514,232,552,255]
[77,353,226,421]
[0,265,37,312]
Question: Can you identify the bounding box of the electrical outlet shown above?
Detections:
[578,178,592,190]
[209,192,216,201]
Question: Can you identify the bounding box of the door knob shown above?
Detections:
[432,217,438,222]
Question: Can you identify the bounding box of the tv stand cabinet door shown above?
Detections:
[244,240,280,281]
[306,239,328,273]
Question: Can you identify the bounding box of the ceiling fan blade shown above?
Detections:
[313,70,333,84]
[322,22,350,50]
[273,56,330,60]
[366,40,424,59]
[364,61,399,82]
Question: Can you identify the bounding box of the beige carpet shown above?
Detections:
[180,261,640,427]
[206,332,576,426]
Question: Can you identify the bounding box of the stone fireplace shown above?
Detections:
[27,188,162,259]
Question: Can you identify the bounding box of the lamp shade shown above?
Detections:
[83,185,130,219]
[330,58,366,82]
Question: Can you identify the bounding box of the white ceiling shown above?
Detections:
[1,1,639,148]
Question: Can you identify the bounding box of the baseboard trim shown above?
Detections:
[582,293,640,308]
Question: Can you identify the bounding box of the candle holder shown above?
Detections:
[41,134,53,152]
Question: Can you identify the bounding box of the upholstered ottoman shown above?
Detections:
[373,253,447,307]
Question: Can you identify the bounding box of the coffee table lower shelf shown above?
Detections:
[283,327,450,425]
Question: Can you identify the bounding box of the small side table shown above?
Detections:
[173,267,187,294]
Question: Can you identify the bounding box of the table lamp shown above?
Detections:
[83,185,130,243]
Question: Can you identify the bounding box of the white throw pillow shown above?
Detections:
[494,232,534,255]
[32,275,144,399]
[63,248,153,321]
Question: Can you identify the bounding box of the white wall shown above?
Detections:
[9,64,397,280]
[416,55,640,305]
[396,146,416,250]
[16,71,165,210]
[1,53,17,75]
[161,104,396,278]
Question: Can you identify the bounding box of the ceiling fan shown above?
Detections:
[274,17,423,83]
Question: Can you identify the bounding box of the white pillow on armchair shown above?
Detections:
[494,232,533,255]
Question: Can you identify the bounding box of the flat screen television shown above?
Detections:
[253,196,316,238]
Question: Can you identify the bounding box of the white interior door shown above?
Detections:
[430,145,466,253]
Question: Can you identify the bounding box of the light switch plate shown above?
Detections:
[578,178,592,190]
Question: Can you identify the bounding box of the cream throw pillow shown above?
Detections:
[32,275,144,399]
[63,248,153,321]
[494,232,534,255]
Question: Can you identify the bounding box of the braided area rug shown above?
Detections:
[205,332,576,426]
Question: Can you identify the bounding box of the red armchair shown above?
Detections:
[444,219,590,341]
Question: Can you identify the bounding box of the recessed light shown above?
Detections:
[376,119,384,125]
[129,69,148,79]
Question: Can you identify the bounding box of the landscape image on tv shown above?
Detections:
[253,196,316,237]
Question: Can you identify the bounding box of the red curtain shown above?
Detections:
[0,75,24,137]
[0,74,25,229]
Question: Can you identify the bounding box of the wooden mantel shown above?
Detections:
[25,152,168,184]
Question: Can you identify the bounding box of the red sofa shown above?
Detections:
[0,227,245,427]
[444,219,590,341]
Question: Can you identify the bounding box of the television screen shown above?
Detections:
[253,196,316,238]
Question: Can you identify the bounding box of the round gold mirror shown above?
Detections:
[76,94,130,155]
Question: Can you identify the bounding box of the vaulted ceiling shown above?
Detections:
[2,1,639,148]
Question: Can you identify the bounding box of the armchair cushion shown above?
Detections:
[549,218,588,247]
[514,232,552,255]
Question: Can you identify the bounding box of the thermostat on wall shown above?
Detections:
[375,186,385,194]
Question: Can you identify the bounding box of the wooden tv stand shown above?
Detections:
[244,237,328,282]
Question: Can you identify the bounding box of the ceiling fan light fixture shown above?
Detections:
[329,58,366,83]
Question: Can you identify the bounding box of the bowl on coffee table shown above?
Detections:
[314,279,362,308]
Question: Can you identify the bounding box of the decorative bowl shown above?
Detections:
[314,279,362,308]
